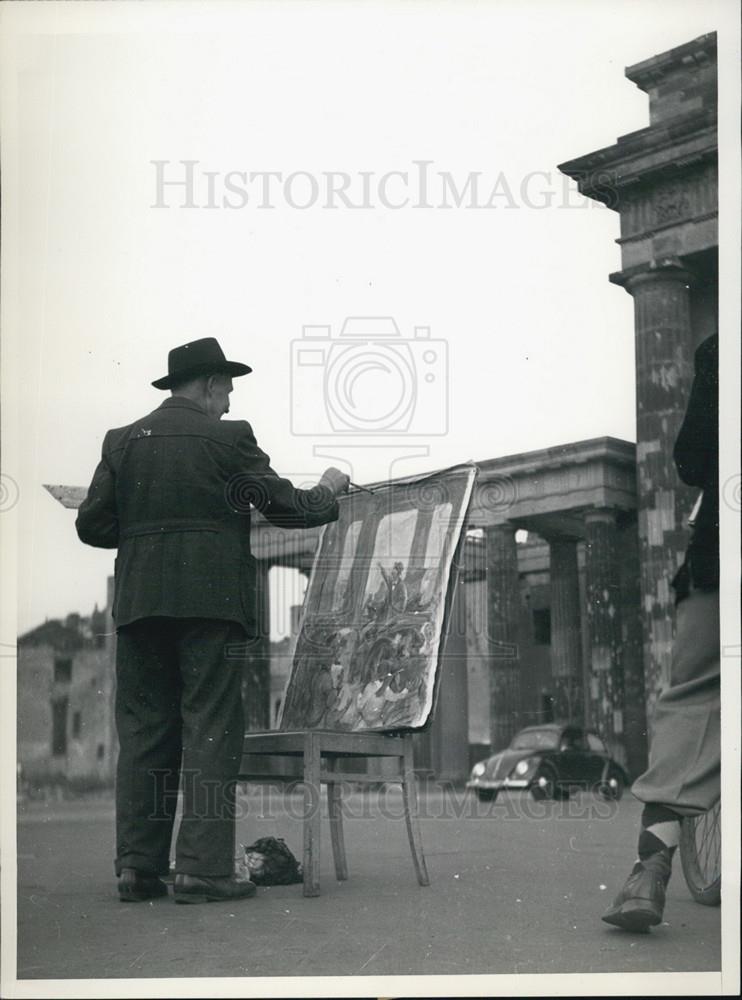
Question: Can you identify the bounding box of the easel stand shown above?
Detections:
[240,730,430,897]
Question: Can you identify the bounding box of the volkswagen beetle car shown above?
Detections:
[466,723,628,802]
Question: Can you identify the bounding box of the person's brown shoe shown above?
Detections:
[173,874,257,905]
[602,850,671,932]
[118,868,169,902]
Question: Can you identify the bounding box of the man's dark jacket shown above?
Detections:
[76,397,338,634]
[672,333,719,601]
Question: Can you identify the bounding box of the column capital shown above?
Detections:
[609,258,695,294]
[584,506,619,528]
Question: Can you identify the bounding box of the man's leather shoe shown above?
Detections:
[173,874,257,905]
[602,850,671,932]
[118,868,169,902]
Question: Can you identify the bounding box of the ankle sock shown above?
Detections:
[637,803,680,862]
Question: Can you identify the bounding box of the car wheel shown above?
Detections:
[530,765,560,800]
[476,789,498,803]
[596,771,625,801]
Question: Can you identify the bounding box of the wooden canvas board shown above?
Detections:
[279,464,477,732]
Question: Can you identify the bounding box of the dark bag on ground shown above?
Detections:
[242,836,303,885]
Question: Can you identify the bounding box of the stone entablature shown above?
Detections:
[468,437,637,535]
[559,114,716,209]
[617,165,716,241]
[615,163,717,270]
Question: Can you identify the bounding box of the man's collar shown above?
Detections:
[157,396,208,415]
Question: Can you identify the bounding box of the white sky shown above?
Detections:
[1,0,734,636]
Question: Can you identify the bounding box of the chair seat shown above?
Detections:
[242,729,411,755]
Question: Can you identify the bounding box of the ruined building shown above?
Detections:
[17,582,116,788]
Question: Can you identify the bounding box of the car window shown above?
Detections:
[559,729,587,751]
[510,729,559,750]
[587,733,607,753]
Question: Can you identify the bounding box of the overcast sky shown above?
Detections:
[1,0,733,637]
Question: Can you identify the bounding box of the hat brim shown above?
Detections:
[152,360,252,390]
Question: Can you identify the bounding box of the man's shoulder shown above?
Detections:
[102,406,255,451]
[101,405,167,450]
[222,417,256,438]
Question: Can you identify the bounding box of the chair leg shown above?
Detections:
[326,771,348,881]
[302,732,321,897]
[401,739,430,887]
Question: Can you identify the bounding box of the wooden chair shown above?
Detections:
[240,729,428,897]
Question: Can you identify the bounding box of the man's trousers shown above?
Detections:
[632,588,720,816]
[114,617,246,877]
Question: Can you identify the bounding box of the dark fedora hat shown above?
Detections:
[152,337,252,389]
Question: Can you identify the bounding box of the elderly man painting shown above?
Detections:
[76,337,348,904]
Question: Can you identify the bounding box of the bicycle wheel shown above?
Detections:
[679,800,721,906]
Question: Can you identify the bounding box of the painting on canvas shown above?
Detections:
[279,464,477,731]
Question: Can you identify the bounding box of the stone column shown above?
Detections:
[549,538,584,724]
[617,517,649,778]
[623,261,696,725]
[584,509,625,766]
[485,523,521,750]
[243,560,271,731]
[431,577,470,780]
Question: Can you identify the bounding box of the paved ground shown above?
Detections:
[15,786,720,982]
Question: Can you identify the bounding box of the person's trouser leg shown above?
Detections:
[632,588,720,815]
[115,618,182,876]
[603,588,720,930]
[174,619,246,876]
